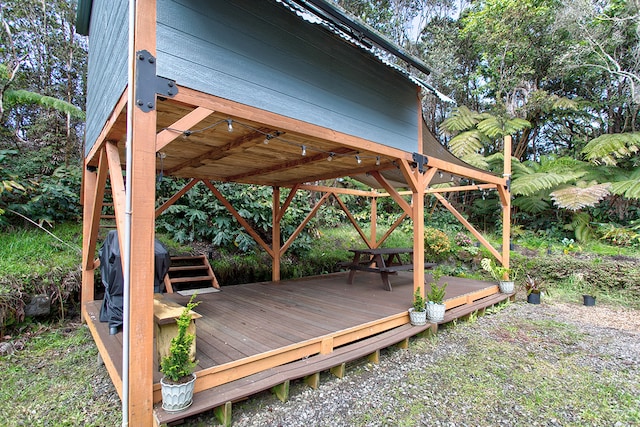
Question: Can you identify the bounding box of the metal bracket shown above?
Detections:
[135,50,178,112]
[412,153,428,173]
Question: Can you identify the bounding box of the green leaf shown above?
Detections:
[512,195,550,213]
[448,130,485,157]
[476,116,530,138]
[582,132,640,165]
[550,182,611,211]
[439,106,485,135]
[511,172,580,196]
[4,89,85,119]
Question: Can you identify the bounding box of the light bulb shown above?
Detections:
[301,145,306,156]
[356,155,361,164]
[227,119,233,132]
[327,153,334,161]
[376,156,380,166]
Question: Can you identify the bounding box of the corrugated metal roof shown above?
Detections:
[274,0,454,103]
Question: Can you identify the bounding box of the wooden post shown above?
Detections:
[272,186,281,282]
[81,160,97,315]
[502,135,512,268]
[412,185,425,297]
[370,195,377,246]
[128,0,157,424]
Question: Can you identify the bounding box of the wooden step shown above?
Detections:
[164,255,220,293]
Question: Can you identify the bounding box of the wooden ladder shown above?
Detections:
[164,255,220,294]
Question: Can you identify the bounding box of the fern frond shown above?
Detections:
[511,172,579,196]
[550,183,611,211]
[448,130,485,157]
[610,179,640,199]
[512,195,550,213]
[460,153,489,169]
[4,89,85,119]
[439,106,485,135]
[551,95,580,110]
[582,132,640,165]
[476,116,531,138]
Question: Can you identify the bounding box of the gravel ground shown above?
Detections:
[188,299,640,427]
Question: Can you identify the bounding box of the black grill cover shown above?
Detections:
[98,230,171,330]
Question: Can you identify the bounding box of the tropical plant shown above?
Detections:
[412,287,425,312]
[160,295,200,383]
[523,274,549,295]
[481,257,518,282]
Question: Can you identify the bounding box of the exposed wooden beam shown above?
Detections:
[433,193,502,261]
[333,193,372,248]
[105,142,126,257]
[156,107,215,151]
[274,160,397,187]
[426,183,495,194]
[272,186,281,282]
[224,147,355,182]
[165,127,271,175]
[370,171,412,217]
[281,192,331,254]
[502,135,512,268]
[84,148,109,271]
[375,213,408,248]
[276,184,300,223]
[155,178,200,218]
[202,180,274,257]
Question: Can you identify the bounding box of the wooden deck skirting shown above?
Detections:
[82,272,511,426]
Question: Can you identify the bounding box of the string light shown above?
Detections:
[226,119,233,132]
[327,152,335,161]
[438,171,443,179]
[376,156,380,166]
[301,145,306,156]
[355,155,361,164]
[263,134,272,144]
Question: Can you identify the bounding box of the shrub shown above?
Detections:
[424,227,451,261]
[454,232,472,247]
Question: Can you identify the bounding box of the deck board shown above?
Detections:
[83,271,511,424]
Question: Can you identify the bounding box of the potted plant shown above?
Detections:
[160,295,200,412]
[523,274,549,304]
[574,273,597,306]
[481,258,518,293]
[408,287,427,326]
[426,273,448,322]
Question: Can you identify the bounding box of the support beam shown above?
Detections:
[203,180,274,257]
[272,186,281,282]
[333,193,372,248]
[213,402,232,427]
[105,142,127,256]
[281,192,330,254]
[155,107,215,151]
[271,380,290,402]
[81,157,99,312]
[433,193,502,261]
[84,148,108,271]
[128,0,157,424]
[370,171,412,217]
[370,196,377,245]
[155,178,200,218]
[502,135,512,268]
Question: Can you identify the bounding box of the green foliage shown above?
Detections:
[596,223,640,247]
[412,287,425,312]
[480,257,518,281]
[423,227,451,261]
[160,295,200,383]
[426,277,448,304]
[3,89,85,119]
[582,132,640,166]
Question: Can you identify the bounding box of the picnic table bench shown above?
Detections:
[346,248,436,291]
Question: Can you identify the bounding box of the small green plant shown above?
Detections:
[523,274,550,295]
[481,258,518,282]
[160,295,200,383]
[426,271,448,304]
[413,287,426,312]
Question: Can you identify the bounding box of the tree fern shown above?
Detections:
[550,182,611,211]
[609,168,640,199]
[448,130,485,157]
[511,172,582,196]
[4,89,85,119]
[582,132,640,165]
[439,106,486,135]
[460,152,489,169]
[476,116,531,138]
[512,194,550,213]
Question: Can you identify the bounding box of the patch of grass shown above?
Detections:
[353,316,639,427]
[0,223,81,278]
[0,323,121,427]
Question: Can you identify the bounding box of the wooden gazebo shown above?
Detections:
[76,0,512,425]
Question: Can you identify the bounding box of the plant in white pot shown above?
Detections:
[426,272,448,322]
[408,287,427,326]
[160,295,200,412]
[481,258,518,293]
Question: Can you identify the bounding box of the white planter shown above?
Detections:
[499,280,514,293]
[161,373,196,412]
[408,308,427,326]
[426,302,445,322]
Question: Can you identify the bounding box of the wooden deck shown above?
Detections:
[82,271,511,425]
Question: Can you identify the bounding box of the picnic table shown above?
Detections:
[346,248,436,291]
